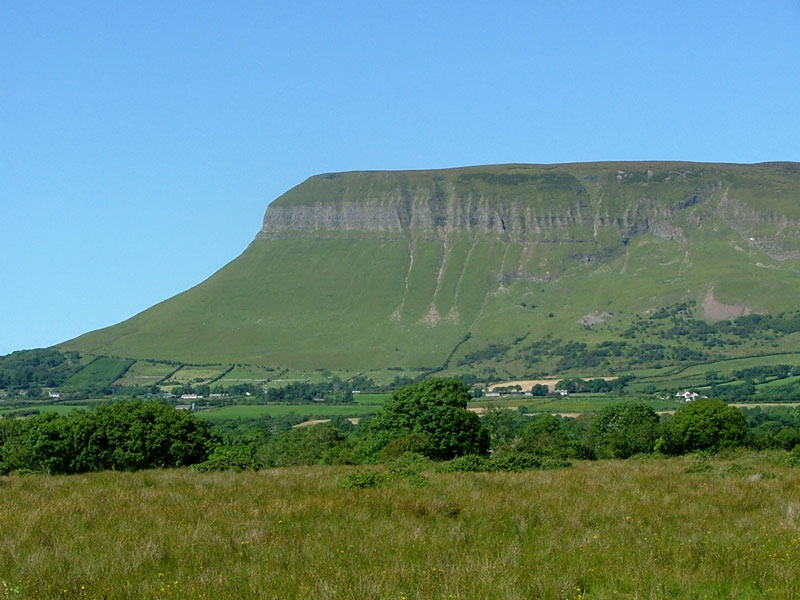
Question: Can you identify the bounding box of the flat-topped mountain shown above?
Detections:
[63,162,800,376]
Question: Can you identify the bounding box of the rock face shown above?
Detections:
[256,162,800,256]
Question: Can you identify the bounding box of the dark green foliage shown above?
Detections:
[436,454,490,472]
[368,378,490,460]
[337,470,385,488]
[490,452,570,472]
[742,406,800,451]
[666,399,748,454]
[732,364,799,383]
[457,344,510,366]
[196,444,259,471]
[379,433,435,460]
[483,407,528,449]
[0,348,82,391]
[437,451,569,472]
[591,403,661,458]
[0,401,216,474]
[554,377,631,394]
[261,423,348,467]
[517,414,575,458]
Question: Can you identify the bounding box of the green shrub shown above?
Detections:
[196,444,258,472]
[337,470,385,489]
[436,454,491,472]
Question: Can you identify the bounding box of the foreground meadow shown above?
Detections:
[1,455,799,599]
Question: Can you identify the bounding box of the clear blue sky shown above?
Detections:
[2,1,799,355]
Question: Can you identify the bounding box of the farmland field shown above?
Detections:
[196,403,381,421]
[61,357,134,391]
[166,365,229,385]
[217,365,279,384]
[352,393,390,405]
[0,404,90,417]
[114,360,178,387]
[629,352,800,392]
[468,395,682,413]
[1,453,799,599]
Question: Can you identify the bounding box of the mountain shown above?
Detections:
[62,161,800,377]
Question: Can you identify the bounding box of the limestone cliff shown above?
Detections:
[256,162,800,257]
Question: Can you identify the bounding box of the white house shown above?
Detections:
[676,391,699,402]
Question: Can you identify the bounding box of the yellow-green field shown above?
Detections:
[114,360,177,387]
[1,453,799,599]
[166,365,229,385]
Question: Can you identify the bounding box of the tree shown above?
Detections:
[531,384,549,396]
[368,378,489,460]
[0,401,217,474]
[483,406,526,450]
[591,402,661,458]
[666,399,747,454]
[517,414,573,458]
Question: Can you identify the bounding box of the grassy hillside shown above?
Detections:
[1,454,799,599]
[62,162,800,376]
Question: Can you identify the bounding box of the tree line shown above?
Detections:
[3,378,800,476]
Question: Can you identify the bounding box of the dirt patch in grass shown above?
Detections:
[702,286,753,321]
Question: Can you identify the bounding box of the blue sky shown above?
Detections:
[2,1,799,355]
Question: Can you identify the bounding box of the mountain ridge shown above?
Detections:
[62,161,800,375]
[257,162,800,258]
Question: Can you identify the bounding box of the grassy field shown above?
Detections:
[468,395,682,413]
[1,453,799,599]
[0,404,91,417]
[352,393,390,405]
[166,365,229,385]
[61,357,134,391]
[196,404,381,421]
[629,353,800,392]
[114,360,177,387]
[217,365,279,384]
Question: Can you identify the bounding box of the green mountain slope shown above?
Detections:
[62,162,800,375]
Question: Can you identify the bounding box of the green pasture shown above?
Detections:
[673,353,800,377]
[757,374,800,389]
[352,393,390,405]
[114,360,177,386]
[469,395,682,413]
[62,357,134,391]
[0,404,90,417]
[167,365,228,384]
[218,365,278,383]
[196,403,381,421]
[628,353,800,392]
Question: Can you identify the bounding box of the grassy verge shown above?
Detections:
[0,454,799,599]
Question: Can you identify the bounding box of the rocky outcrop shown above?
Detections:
[255,162,800,253]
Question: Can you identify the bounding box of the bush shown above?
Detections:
[367,378,490,460]
[0,401,216,475]
[196,444,259,472]
[337,470,385,489]
[666,399,747,454]
[436,454,491,473]
[591,403,661,459]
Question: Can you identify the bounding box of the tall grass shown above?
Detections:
[1,453,799,599]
